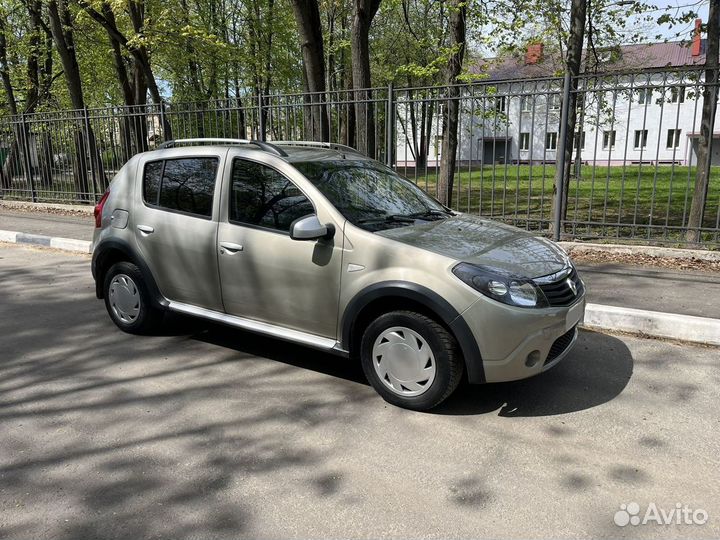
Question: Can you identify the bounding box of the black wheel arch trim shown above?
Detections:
[92,237,167,310]
[340,281,485,384]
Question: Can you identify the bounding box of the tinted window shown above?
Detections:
[143,161,163,205]
[230,159,314,232]
[156,158,218,217]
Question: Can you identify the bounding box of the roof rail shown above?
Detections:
[272,140,366,157]
[157,138,288,157]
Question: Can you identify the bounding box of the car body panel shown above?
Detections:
[375,213,569,279]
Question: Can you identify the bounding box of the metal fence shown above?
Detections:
[1,67,718,246]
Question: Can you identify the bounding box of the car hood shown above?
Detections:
[375,213,569,278]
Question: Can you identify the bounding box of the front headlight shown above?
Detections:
[452,262,548,308]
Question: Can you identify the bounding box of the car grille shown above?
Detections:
[535,268,584,307]
[546,326,577,364]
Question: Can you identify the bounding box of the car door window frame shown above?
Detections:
[227,157,317,236]
[141,155,221,221]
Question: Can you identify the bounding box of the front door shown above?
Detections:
[133,151,224,311]
[217,157,343,338]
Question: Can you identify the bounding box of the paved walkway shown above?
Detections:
[2,208,719,319]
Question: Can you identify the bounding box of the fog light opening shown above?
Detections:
[525,350,542,367]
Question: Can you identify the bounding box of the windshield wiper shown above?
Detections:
[357,214,417,224]
[403,209,453,220]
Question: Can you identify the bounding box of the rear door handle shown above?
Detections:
[219,241,244,254]
[137,224,154,235]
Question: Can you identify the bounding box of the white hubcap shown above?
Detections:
[109,274,141,324]
[372,326,436,397]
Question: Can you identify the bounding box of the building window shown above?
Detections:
[520,96,532,112]
[573,131,586,150]
[666,129,681,149]
[520,132,530,151]
[548,94,561,111]
[602,130,616,150]
[633,129,648,149]
[493,96,506,113]
[670,86,685,103]
[637,88,653,105]
[545,132,558,150]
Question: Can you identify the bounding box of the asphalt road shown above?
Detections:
[0,244,719,539]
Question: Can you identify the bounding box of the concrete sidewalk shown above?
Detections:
[2,207,719,345]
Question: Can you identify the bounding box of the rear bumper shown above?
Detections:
[459,295,585,383]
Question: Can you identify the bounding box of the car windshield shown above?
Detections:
[294,160,450,231]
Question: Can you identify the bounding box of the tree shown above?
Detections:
[686,2,719,243]
[550,0,586,235]
[437,0,467,206]
[351,0,381,156]
[48,0,104,198]
[290,0,329,141]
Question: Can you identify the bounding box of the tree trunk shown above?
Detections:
[437,0,466,206]
[49,0,101,199]
[351,0,381,156]
[550,0,586,235]
[291,0,329,141]
[686,1,719,243]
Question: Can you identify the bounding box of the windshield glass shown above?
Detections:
[294,160,449,231]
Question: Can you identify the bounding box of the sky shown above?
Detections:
[633,0,709,42]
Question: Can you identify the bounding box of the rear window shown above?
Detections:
[142,157,218,218]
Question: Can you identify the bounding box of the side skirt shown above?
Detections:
[167,300,348,354]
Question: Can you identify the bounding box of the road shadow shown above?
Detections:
[435,329,633,416]
[180,313,631,418]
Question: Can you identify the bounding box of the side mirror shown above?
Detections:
[290,214,334,241]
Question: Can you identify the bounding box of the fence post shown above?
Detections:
[159,100,167,143]
[553,71,572,241]
[19,113,37,203]
[385,83,395,167]
[257,93,266,141]
[83,106,97,201]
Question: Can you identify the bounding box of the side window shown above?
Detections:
[142,157,218,218]
[143,161,163,205]
[230,159,314,232]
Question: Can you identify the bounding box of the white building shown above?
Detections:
[396,25,720,168]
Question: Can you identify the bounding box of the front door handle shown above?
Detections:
[219,241,244,254]
[137,224,154,235]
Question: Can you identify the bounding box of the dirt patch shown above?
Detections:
[570,250,720,273]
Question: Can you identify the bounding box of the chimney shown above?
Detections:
[526,43,544,65]
[691,18,702,57]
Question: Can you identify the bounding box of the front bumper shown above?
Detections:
[458,294,585,383]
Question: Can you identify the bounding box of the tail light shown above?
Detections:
[94,190,110,228]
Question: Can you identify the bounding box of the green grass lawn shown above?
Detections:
[411,164,720,243]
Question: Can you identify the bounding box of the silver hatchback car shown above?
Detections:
[92,139,585,410]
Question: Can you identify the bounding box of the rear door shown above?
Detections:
[132,148,225,311]
[216,154,343,338]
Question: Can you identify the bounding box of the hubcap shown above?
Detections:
[371,326,436,397]
[108,274,141,324]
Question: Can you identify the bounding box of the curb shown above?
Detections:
[1,230,718,347]
[0,229,92,254]
[583,303,720,347]
[559,241,720,262]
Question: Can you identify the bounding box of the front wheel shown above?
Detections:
[360,310,464,411]
[103,261,162,334]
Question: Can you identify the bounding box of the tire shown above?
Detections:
[360,310,464,411]
[103,261,162,334]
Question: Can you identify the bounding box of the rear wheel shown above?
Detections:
[360,310,463,411]
[103,261,162,334]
